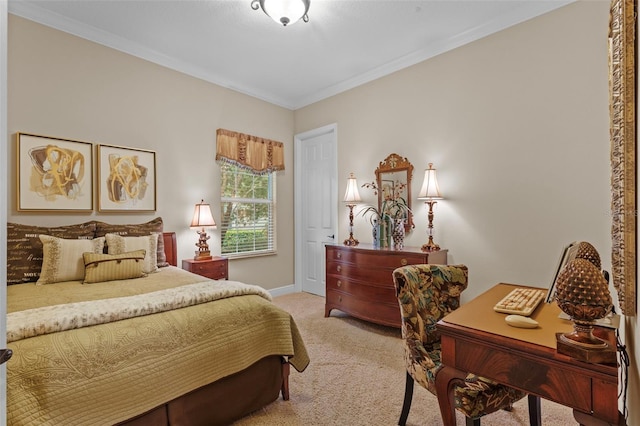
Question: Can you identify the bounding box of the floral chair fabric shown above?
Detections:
[393,264,528,422]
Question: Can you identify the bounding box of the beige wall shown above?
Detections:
[7,15,296,289]
[296,1,637,421]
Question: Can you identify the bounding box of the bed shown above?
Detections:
[6,219,309,425]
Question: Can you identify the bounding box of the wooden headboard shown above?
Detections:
[162,232,177,267]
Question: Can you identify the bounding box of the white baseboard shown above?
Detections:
[269,284,297,298]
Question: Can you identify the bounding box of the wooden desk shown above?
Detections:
[435,283,622,426]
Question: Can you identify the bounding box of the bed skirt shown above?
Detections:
[118,355,286,426]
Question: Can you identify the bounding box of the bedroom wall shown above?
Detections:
[6,15,296,289]
[295,1,640,421]
[296,0,611,300]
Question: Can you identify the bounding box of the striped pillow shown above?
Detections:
[83,250,147,284]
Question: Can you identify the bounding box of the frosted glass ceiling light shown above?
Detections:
[251,0,310,26]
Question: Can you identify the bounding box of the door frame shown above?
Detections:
[294,123,338,293]
[1,2,9,423]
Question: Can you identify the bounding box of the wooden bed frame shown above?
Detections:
[115,232,291,425]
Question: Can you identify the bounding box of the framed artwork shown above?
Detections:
[17,132,93,212]
[97,144,156,212]
[609,0,636,315]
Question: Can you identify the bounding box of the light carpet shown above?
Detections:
[234,292,577,426]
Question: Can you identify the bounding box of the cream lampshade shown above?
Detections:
[343,173,361,246]
[190,199,217,260]
[417,163,443,252]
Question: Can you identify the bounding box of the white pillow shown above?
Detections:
[37,235,106,285]
[105,233,159,274]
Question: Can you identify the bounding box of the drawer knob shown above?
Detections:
[336,265,342,272]
[337,280,342,287]
[401,259,408,266]
[337,252,342,259]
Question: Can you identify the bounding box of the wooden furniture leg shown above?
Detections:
[529,395,541,426]
[435,365,467,426]
[281,361,290,400]
[573,409,625,426]
[398,371,414,425]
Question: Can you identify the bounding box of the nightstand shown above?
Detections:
[182,257,228,280]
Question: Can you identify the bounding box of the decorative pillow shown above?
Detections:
[83,250,147,284]
[105,233,158,274]
[37,235,106,285]
[95,217,168,267]
[7,221,97,285]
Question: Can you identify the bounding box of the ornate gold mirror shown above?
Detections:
[374,153,414,232]
[609,0,636,315]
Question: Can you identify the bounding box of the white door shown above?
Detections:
[294,124,337,296]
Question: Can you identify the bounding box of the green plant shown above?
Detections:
[359,180,411,225]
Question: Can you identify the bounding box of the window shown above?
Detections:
[220,163,276,257]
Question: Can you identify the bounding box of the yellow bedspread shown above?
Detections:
[6,267,310,425]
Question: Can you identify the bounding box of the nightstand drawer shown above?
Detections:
[182,257,228,280]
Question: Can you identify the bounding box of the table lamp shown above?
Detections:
[343,173,361,246]
[190,199,216,260]
[417,163,443,252]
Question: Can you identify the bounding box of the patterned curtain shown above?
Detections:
[215,128,285,174]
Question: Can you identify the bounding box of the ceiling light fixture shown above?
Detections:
[251,0,310,26]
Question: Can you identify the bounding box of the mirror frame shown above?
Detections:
[609,0,636,315]
[374,153,414,232]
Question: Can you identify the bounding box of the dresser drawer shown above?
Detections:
[328,249,426,268]
[326,275,396,303]
[326,289,401,328]
[327,260,398,283]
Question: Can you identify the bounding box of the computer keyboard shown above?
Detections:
[493,287,546,316]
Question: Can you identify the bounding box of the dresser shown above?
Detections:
[325,244,448,327]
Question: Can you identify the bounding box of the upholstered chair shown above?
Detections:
[392,264,541,426]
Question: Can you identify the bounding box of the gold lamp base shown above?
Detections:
[194,250,213,261]
[344,234,359,246]
[194,229,212,260]
[421,237,440,252]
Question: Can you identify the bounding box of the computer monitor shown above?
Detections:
[546,241,611,303]
[546,241,579,303]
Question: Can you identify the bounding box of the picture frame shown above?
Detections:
[17,132,93,212]
[609,0,636,316]
[97,144,156,212]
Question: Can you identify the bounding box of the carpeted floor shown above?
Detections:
[234,292,577,426]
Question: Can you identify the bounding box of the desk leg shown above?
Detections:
[435,365,468,426]
[573,409,625,426]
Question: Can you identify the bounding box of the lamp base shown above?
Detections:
[194,250,213,261]
[421,237,440,252]
[344,235,359,246]
[556,332,617,364]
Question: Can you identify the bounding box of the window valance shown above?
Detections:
[216,128,285,174]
